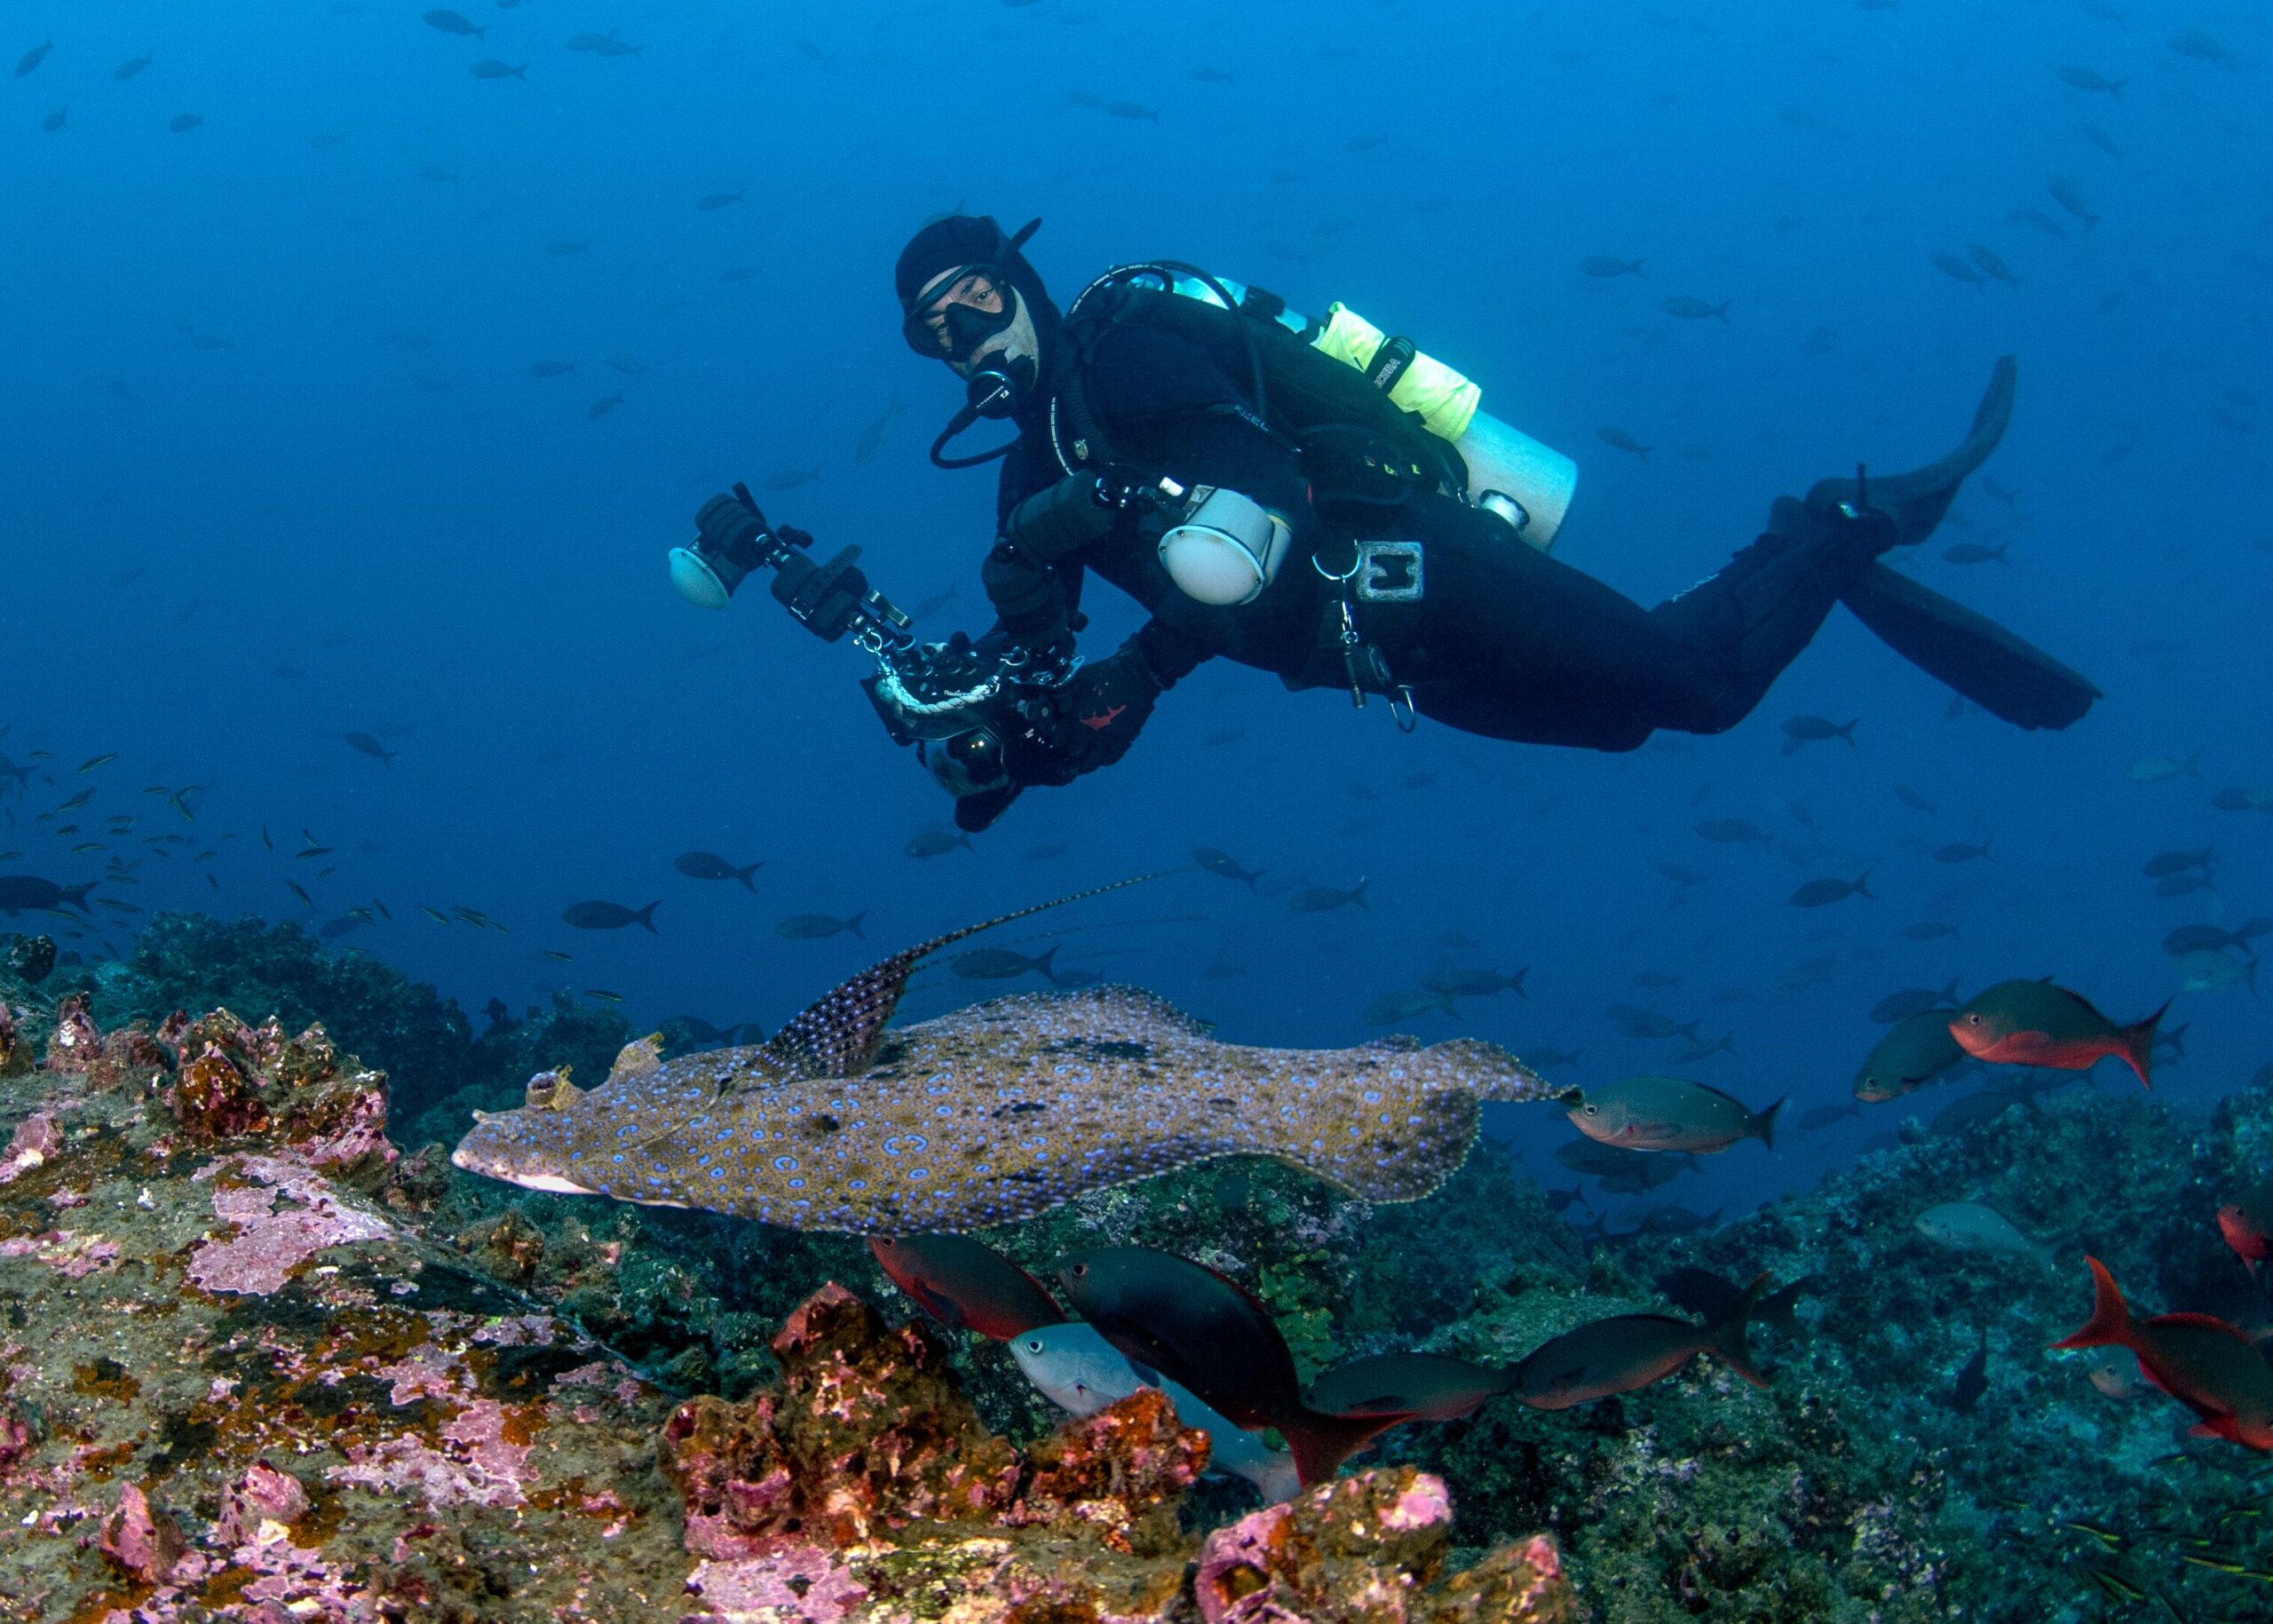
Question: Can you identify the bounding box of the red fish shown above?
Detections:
[1947,978,2165,1088]
[2050,1256,2273,1451]
[867,1233,1062,1342]
[2217,1188,2273,1276]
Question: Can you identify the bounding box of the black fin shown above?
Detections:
[1841,563,2101,731]
[1803,355,2016,547]
[751,874,1169,1081]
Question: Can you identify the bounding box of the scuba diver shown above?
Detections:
[675,214,2099,830]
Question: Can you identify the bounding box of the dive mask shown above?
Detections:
[902,267,1017,363]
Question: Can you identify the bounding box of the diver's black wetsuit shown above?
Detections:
[983,313,1885,754]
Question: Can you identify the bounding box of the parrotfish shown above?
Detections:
[1010,1320,1299,1502]
[1949,978,2165,1088]
[2052,1257,2273,1451]
[451,883,1572,1235]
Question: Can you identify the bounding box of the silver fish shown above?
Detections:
[1010,1321,1298,1501]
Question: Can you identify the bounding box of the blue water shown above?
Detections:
[4,1,2266,1223]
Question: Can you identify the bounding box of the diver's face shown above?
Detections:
[908,268,1008,360]
[905,267,1028,381]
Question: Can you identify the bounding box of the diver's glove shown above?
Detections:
[1048,637,1163,775]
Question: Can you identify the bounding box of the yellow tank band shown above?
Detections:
[1314,304,1483,442]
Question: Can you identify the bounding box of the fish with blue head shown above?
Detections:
[450,882,1574,1234]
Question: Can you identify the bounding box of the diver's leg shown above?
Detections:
[1388,504,1765,747]
[1400,357,2035,744]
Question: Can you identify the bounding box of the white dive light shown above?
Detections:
[1158,487,1292,606]
[668,545,733,609]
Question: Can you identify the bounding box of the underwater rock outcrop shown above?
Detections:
[0,997,1578,1621]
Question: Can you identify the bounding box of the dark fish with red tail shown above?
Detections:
[1515,1275,1772,1409]
[1567,1074,1781,1153]
[2051,1257,2273,1450]
[1057,1246,1412,1486]
[1303,1352,1517,1421]
[2216,1186,2273,1276]
[867,1233,1062,1341]
[1950,978,2165,1087]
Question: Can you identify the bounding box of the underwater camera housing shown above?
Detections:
[672,485,915,654]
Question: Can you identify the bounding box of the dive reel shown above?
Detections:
[669,486,1048,804]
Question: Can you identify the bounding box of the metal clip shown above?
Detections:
[1353,541,1424,603]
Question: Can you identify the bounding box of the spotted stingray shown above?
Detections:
[451,882,1572,1234]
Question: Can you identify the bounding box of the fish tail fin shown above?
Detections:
[1707,1273,1773,1387]
[1853,871,1874,899]
[955,830,974,852]
[1351,877,1370,910]
[1715,301,1731,321]
[1675,1018,1702,1042]
[1282,1407,1405,1487]
[634,901,660,933]
[2109,80,2125,99]
[733,862,761,891]
[1636,444,1651,463]
[1632,259,1647,277]
[1508,966,1529,1000]
[1034,945,1063,986]
[1755,1097,1785,1148]
[1243,867,1263,891]
[60,882,97,912]
[2119,1002,2168,1088]
[2184,751,2204,779]
[2051,1256,2135,1351]
[1839,719,1858,743]
[844,910,867,939]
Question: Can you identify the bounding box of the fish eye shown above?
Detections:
[1582,1105,1597,1116]
[1070,1263,1088,1278]
[1022,1338,1041,1353]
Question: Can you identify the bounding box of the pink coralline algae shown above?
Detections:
[681,1543,872,1624]
[160,1010,397,1174]
[0,1111,59,1184]
[185,1155,394,1295]
[329,1398,535,1510]
[214,1461,313,1545]
[660,1282,1026,1555]
[1193,1468,1576,1624]
[99,1481,190,1587]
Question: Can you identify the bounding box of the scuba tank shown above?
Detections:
[1056,265,1579,552]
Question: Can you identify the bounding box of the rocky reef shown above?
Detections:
[10,921,2273,1621]
[0,969,1573,1622]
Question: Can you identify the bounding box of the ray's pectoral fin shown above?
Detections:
[1272,1089,1482,1205]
